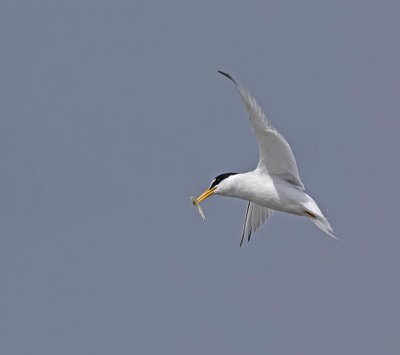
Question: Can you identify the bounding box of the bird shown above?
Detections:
[192,71,338,246]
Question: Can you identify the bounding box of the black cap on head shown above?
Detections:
[209,173,237,189]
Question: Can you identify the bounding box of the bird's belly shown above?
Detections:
[231,180,306,215]
[252,193,301,214]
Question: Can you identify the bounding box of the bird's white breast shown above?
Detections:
[218,171,308,215]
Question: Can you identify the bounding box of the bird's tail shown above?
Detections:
[309,214,340,240]
[303,196,340,240]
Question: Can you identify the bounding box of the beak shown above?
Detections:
[193,187,216,204]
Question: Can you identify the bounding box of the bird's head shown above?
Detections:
[194,173,238,203]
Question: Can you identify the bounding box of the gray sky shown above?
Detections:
[1,0,399,354]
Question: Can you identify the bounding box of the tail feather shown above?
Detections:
[303,196,341,240]
[309,215,341,241]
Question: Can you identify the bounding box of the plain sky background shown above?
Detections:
[1,1,399,354]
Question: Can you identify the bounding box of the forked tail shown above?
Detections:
[304,197,341,240]
[309,214,340,240]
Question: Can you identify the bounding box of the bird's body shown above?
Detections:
[192,71,337,245]
[216,172,303,215]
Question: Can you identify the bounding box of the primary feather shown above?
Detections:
[218,71,304,190]
[241,202,273,246]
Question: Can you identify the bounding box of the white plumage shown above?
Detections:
[192,71,337,245]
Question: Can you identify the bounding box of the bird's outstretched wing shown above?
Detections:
[218,71,304,190]
[240,201,273,246]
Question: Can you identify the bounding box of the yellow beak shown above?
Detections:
[193,187,216,204]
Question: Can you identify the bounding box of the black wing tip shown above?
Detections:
[239,230,245,247]
[239,230,252,247]
[218,70,237,85]
[247,230,252,243]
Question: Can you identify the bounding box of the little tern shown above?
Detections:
[192,71,337,246]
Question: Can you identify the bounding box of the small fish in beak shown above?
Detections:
[191,196,206,220]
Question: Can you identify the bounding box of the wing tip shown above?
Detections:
[218,70,237,85]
